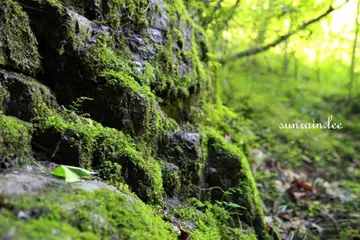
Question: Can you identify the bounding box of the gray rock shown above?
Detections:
[0,172,62,195]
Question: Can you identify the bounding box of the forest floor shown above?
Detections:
[221,61,360,239]
[253,151,360,239]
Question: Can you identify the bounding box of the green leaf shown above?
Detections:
[52,165,94,182]
[61,165,95,177]
[52,165,66,178]
[63,166,81,182]
[222,201,245,209]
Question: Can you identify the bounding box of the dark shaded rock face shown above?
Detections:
[158,131,203,197]
[0,0,272,239]
[0,70,57,121]
[205,144,242,201]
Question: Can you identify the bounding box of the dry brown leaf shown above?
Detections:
[293,178,313,192]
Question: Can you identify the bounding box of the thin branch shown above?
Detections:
[223,0,349,63]
[203,0,223,28]
[223,0,241,27]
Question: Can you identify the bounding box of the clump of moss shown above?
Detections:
[93,123,164,203]
[98,161,124,187]
[0,187,176,239]
[103,0,149,30]
[0,0,42,75]
[0,114,33,167]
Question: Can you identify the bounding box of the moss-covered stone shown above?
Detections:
[0,70,57,121]
[0,177,176,239]
[0,114,33,169]
[201,126,270,239]
[32,111,164,203]
[0,0,272,238]
[158,131,205,197]
[16,0,210,126]
[158,126,270,238]
[0,0,41,75]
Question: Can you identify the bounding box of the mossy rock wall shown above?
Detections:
[0,0,273,239]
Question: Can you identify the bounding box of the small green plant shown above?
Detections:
[68,96,93,115]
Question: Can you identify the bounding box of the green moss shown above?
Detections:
[0,0,41,75]
[162,165,181,196]
[102,70,153,98]
[0,114,32,163]
[0,187,176,239]
[103,0,149,29]
[86,36,130,74]
[0,212,98,240]
[98,161,125,187]
[94,124,165,203]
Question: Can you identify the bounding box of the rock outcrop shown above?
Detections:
[0,0,274,239]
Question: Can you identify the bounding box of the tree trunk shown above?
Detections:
[349,0,360,103]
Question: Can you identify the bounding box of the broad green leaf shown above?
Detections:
[61,165,95,177]
[52,165,94,182]
[52,165,66,178]
[63,166,81,182]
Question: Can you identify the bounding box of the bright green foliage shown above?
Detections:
[0,213,98,240]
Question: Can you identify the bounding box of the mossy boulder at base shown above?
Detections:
[0,170,176,240]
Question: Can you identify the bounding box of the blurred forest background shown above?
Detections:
[186,0,360,238]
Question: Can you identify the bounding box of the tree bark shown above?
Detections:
[349,0,360,102]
